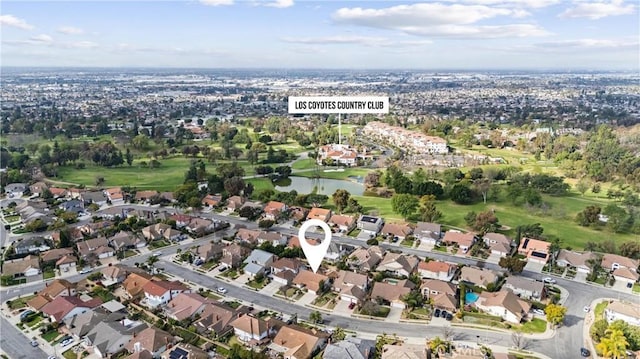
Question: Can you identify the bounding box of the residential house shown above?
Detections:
[57,254,78,272]
[357,215,384,237]
[324,242,350,263]
[459,267,499,289]
[380,344,427,359]
[289,206,309,222]
[413,222,442,245]
[264,201,288,221]
[165,293,209,321]
[29,182,49,197]
[2,255,41,278]
[483,233,513,256]
[124,327,176,358]
[186,217,215,234]
[48,187,68,198]
[420,279,456,299]
[202,194,222,207]
[135,190,159,203]
[292,270,329,295]
[323,337,375,359]
[141,223,181,242]
[243,249,276,278]
[518,237,551,264]
[226,195,245,211]
[110,231,146,251]
[27,279,77,311]
[332,270,369,304]
[370,279,416,308]
[272,258,305,275]
[142,280,191,308]
[475,290,531,323]
[41,296,103,323]
[307,207,332,222]
[612,267,640,285]
[380,223,413,241]
[230,314,273,342]
[270,324,328,359]
[432,292,458,313]
[347,246,385,272]
[503,277,546,301]
[605,301,640,326]
[78,221,112,237]
[102,265,146,287]
[4,183,27,197]
[193,302,239,337]
[77,237,114,260]
[220,244,250,269]
[328,214,356,233]
[442,231,476,253]
[161,345,208,359]
[192,243,224,263]
[14,236,50,255]
[106,187,125,204]
[66,308,126,341]
[82,190,108,206]
[101,300,126,314]
[556,250,597,273]
[377,253,419,277]
[59,199,85,214]
[417,261,456,281]
[123,273,154,299]
[601,253,639,272]
[41,248,74,264]
[84,316,147,358]
[257,231,287,246]
[235,228,261,245]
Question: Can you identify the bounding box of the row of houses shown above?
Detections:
[362,121,448,155]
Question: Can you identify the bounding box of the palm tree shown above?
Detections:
[401,290,424,310]
[332,326,346,341]
[428,336,450,355]
[596,329,628,359]
[146,255,159,273]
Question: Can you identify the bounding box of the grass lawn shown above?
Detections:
[520,318,547,333]
[246,178,275,192]
[25,313,43,328]
[41,330,60,343]
[292,158,317,170]
[62,349,77,359]
[296,168,372,180]
[7,294,36,310]
[148,240,170,249]
[401,239,415,247]
[123,250,137,258]
[594,301,608,321]
[312,292,337,307]
[247,278,267,290]
[634,283,640,293]
[43,269,56,280]
[201,260,219,270]
[225,301,242,309]
[203,291,223,301]
[4,215,20,223]
[92,287,115,302]
[221,269,239,279]
[347,228,361,237]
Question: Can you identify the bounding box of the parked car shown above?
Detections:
[532,309,545,316]
[216,287,227,294]
[583,306,591,313]
[60,338,74,347]
[30,340,38,347]
[218,266,228,272]
[446,313,453,321]
[627,282,633,288]
[20,310,35,321]
[580,347,591,357]
[434,309,441,318]
[542,277,556,284]
[79,267,91,274]
[348,302,356,310]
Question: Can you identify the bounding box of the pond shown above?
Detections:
[274,176,364,196]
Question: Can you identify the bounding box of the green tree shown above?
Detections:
[391,193,419,220]
[332,326,346,341]
[498,256,526,273]
[544,304,567,328]
[125,148,133,166]
[449,183,475,204]
[597,328,629,359]
[401,290,424,310]
[332,189,351,213]
[309,310,322,324]
[419,196,442,223]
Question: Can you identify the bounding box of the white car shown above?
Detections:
[532,309,545,316]
[542,277,556,284]
[79,268,91,274]
[584,306,591,313]
[60,338,74,347]
[216,287,227,294]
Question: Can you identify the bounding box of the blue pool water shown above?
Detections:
[465,292,480,304]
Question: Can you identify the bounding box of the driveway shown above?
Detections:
[573,271,588,283]
[524,261,545,273]
[333,299,354,316]
[235,273,251,285]
[612,280,632,293]
[259,281,281,296]
[486,253,502,264]
[387,306,404,323]
[296,291,317,306]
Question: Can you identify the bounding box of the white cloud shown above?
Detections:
[282,35,432,47]
[444,0,559,8]
[3,34,53,46]
[199,0,234,6]
[57,26,84,35]
[331,3,550,38]
[492,38,640,53]
[264,0,294,8]
[560,0,636,19]
[62,41,99,49]
[0,15,34,30]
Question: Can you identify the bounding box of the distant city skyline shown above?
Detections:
[1,0,638,70]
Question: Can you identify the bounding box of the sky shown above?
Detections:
[1,0,639,70]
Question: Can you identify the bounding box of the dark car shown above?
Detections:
[446,313,453,321]
[627,282,633,288]
[580,347,590,357]
[441,311,448,318]
[348,302,356,310]
[434,309,441,317]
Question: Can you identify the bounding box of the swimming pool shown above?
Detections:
[465,292,480,304]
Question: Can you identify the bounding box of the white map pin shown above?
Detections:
[298,219,332,273]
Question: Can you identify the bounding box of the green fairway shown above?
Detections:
[246,178,275,192]
[292,158,317,170]
[295,168,372,180]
